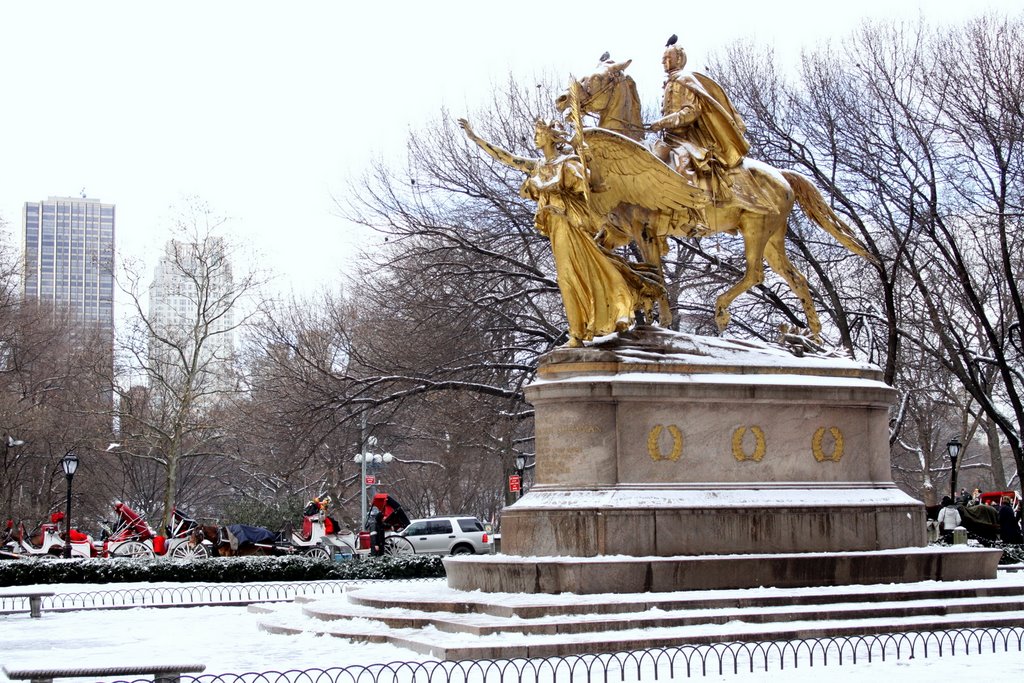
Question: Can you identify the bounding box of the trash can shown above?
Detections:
[952,526,968,545]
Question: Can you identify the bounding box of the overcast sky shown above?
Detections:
[1,1,1019,300]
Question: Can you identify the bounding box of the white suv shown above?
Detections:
[399,517,494,555]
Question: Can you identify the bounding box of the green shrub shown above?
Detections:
[0,554,445,587]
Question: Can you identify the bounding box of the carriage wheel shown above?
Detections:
[383,536,415,556]
[304,546,330,561]
[169,542,210,560]
[111,540,155,558]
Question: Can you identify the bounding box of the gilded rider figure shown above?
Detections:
[458,117,662,347]
[651,35,750,201]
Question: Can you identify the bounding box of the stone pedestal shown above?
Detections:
[445,329,1000,592]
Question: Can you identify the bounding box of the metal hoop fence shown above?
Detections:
[99,627,1024,683]
[0,579,418,612]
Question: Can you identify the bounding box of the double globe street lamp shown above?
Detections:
[60,452,79,559]
[353,436,392,528]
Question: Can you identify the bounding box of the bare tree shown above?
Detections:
[0,228,114,528]
[244,16,1022,520]
[715,14,1024,498]
[113,198,263,529]
[232,78,569,523]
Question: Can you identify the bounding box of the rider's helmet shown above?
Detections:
[662,35,686,73]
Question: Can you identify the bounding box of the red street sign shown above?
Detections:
[509,475,521,492]
[365,475,376,485]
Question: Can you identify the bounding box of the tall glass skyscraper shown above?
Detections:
[22,196,115,339]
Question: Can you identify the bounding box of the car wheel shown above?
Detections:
[383,536,415,556]
[451,544,474,555]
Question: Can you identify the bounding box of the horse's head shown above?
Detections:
[556,59,632,114]
[555,59,642,139]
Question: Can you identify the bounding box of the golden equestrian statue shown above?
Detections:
[458,116,699,347]
[553,38,874,339]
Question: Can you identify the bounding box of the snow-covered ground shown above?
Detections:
[1,578,1022,681]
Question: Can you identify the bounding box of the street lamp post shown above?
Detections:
[353,429,393,529]
[60,452,79,559]
[946,437,962,499]
[514,454,526,500]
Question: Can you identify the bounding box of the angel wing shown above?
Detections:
[582,127,707,217]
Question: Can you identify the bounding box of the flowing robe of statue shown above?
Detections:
[522,154,641,343]
[459,117,663,347]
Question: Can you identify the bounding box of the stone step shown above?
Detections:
[294,594,1024,636]
[253,574,1024,660]
[341,578,1024,618]
[256,606,1024,660]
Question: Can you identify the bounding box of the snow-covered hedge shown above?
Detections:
[0,554,444,587]
[999,543,1024,566]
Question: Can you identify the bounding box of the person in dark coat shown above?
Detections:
[998,497,1024,544]
[367,507,386,556]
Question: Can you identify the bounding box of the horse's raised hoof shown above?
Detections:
[715,307,731,331]
[658,303,673,328]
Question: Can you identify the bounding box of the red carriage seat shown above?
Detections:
[113,502,156,541]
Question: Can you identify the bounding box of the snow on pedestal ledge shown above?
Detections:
[536,326,885,383]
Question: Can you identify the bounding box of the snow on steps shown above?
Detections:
[251,574,1024,660]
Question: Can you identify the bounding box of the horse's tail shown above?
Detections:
[782,170,877,264]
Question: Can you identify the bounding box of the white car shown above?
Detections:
[399,517,494,555]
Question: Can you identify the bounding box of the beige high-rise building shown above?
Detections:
[21,196,115,342]
[148,237,237,403]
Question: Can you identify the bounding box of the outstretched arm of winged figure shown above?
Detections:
[458,118,537,174]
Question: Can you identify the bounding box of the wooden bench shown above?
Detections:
[3,663,206,683]
[0,591,55,618]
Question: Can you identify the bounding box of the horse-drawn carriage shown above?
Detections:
[202,497,357,558]
[180,496,351,559]
[3,494,417,562]
[360,492,414,556]
[102,501,329,559]
[1,512,96,559]
[205,494,414,558]
[102,502,210,559]
[200,493,415,558]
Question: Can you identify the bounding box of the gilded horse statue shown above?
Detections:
[554,59,873,338]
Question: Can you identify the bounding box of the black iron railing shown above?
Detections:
[0,579,407,611]
[99,628,1024,682]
